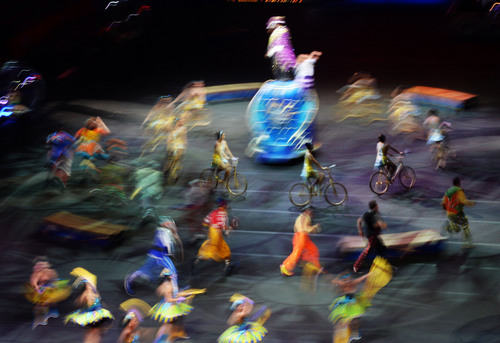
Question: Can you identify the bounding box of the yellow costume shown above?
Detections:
[197,207,231,262]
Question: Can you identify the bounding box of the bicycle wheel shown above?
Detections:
[369,171,390,195]
[289,183,312,206]
[399,166,416,189]
[324,182,348,206]
[200,168,217,190]
[226,172,247,196]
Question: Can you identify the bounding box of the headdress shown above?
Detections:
[229,293,254,311]
[266,16,286,30]
[217,197,228,208]
[120,299,151,325]
[70,267,97,291]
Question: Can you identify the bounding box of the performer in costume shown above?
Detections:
[373,134,403,179]
[441,176,476,247]
[150,268,204,343]
[119,299,152,343]
[280,207,324,278]
[265,16,296,80]
[129,161,165,220]
[213,131,235,183]
[353,200,387,273]
[46,128,75,188]
[65,268,114,343]
[301,142,328,191]
[25,256,71,329]
[192,197,239,276]
[74,116,111,171]
[294,51,322,91]
[164,116,188,184]
[218,294,271,343]
[172,81,209,129]
[125,216,183,295]
[330,257,393,343]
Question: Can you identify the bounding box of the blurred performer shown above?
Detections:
[192,198,239,276]
[118,299,152,343]
[129,162,164,220]
[75,116,111,161]
[25,256,71,329]
[218,294,271,343]
[302,142,328,191]
[265,16,296,80]
[353,201,387,273]
[294,51,322,91]
[46,128,75,187]
[142,96,176,156]
[173,81,208,128]
[213,130,235,182]
[150,268,205,343]
[65,268,114,343]
[422,108,451,146]
[374,134,403,179]
[164,116,188,184]
[125,217,182,296]
[441,177,476,247]
[338,72,381,105]
[330,257,393,343]
[280,207,323,277]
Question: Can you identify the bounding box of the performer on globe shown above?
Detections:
[124,216,183,295]
[46,127,75,188]
[217,294,271,343]
[191,197,239,276]
[280,206,324,277]
[441,176,476,247]
[25,256,71,329]
[65,268,114,343]
[265,16,296,80]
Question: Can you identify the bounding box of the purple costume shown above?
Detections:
[267,17,296,80]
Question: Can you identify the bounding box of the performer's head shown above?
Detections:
[453,176,461,187]
[229,294,254,315]
[303,205,313,217]
[426,108,438,117]
[305,142,313,152]
[33,256,51,272]
[369,200,378,212]
[216,130,225,141]
[266,16,286,33]
[85,117,98,130]
[217,197,228,209]
[378,134,386,143]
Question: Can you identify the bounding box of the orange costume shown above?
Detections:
[197,207,231,262]
[281,211,321,276]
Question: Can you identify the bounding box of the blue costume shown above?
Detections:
[125,221,179,295]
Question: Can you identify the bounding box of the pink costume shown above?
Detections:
[266,16,296,80]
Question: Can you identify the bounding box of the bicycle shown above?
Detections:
[289,164,348,206]
[200,157,247,196]
[369,152,416,195]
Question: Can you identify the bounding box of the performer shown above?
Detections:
[75,116,110,159]
[124,216,182,295]
[441,176,476,247]
[149,268,199,343]
[46,128,75,188]
[422,108,451,146]
[172,81,208,128]
[65,268,114,343]
[213,130,235,182]
[129,162,165,220]
[265,16,296,80]
[294,51,322,91]
[302,142,328,191]
[374,134,403,179]
[118,299,152,343]
[353,201,387,273]
[25,256,71,329]
[218,294,271,343]
[164,116,188,184]
[192,198,239,276]
[330,257,392,343]
[280,207,323,277]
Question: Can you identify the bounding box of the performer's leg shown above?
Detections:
[353,238,374,272]
[281,233,306,276]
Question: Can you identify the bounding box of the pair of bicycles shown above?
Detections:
[369,153,416,195]
[289,164,348,206]
[200,157,247,196]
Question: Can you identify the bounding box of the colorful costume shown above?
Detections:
[119,299,152,343]
[301,151,318,179]
[75,127,109,160]
[441,185,475,243]
[198,207,231,262]
[266,17,296,80]
[281,211,321,276]
[353,209,387,272]
[65,297,114,327]
[149,299,193,324]
[125,218,180,295]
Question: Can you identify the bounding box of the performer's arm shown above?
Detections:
[457,190,476,207]
[356,217,364,237]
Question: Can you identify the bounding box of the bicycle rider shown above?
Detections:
[374,134,403,179]
[213,130,235,182]
[302,142,328,191]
